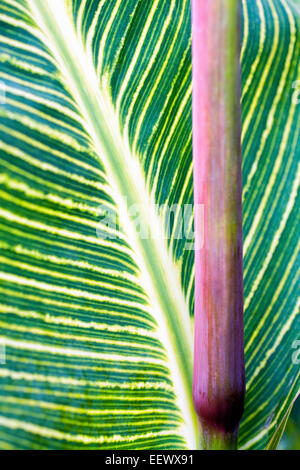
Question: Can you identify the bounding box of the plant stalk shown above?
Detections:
[191,0,245,450]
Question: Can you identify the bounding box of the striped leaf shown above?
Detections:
[0,0,298,450]
[239,0,299,449]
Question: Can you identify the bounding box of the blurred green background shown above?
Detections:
[279,397,300,450]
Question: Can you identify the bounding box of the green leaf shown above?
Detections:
[0,0,298,450]
[266,388,299,450]
[277,396,300,449]
[238,0,300,450]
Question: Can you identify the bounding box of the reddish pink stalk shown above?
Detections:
[192,0,245,450]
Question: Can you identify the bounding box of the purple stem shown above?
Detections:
[191,0,245,450]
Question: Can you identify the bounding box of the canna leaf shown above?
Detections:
[238,0,299,449]
[266,388,299,450]
[0,0,298,450]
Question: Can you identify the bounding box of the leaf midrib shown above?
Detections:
[28,0,197,448]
